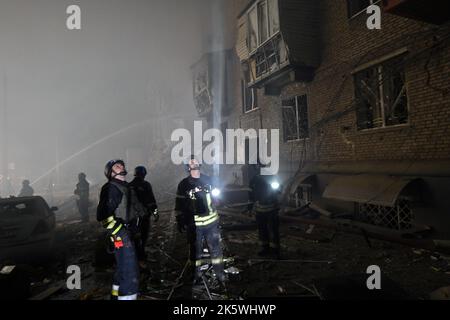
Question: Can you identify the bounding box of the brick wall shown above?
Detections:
[231,0,450,178]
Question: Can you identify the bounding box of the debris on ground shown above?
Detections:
[3,196,450,301]
[429,286,450,300]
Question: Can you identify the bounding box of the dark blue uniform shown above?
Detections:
[97,179,139,300]
[75,178,90,222]
[250,174,280,255]
[175,175,225,283]
[129,177,158,261]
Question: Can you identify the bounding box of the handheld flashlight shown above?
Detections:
[211,188,221,197]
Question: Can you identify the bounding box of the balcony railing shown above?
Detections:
[248,33,290,85]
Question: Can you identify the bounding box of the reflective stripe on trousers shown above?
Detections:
[194,221,225,282]
[118,294,137,300]
[111,285,120,297]
[195,257,224,267]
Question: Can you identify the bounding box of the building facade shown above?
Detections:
[222,0,450,237]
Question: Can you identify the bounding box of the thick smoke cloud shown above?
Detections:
[0,0,217,194]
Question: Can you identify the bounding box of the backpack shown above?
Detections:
[110,181,147,223]
[128,185,149,222]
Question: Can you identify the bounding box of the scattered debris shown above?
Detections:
[29,281,66,300]
[167,260,190,300]
[248,259,334,265]
[277,285,285,294]
[224,267,240,275]
[0,265,31,300]
[292,281,316,296]
[430,286,450,300]
[306,225,315,235]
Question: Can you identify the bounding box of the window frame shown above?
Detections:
[241,64,259,114]
[242,81,258,114]
[356,199,413,231]
[353,51,410,131]
[246,0,281,55]
[282,95,310,142]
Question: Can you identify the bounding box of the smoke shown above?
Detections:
[0,0,215,195]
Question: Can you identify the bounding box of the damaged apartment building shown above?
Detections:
[192,0,450,238]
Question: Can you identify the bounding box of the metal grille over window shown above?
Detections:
[282,95,309,142]
[245,0,286,85]
[356,200,413,230]
[253,34,288,79]
[289,185,312,208]
[354,54,409,130]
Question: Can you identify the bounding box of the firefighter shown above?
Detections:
[129,166,159,266]
[74,173,90,222]
[175,156,226,286]
[18,180,34,197]
[249,169,281,258]
[97,160,139,300]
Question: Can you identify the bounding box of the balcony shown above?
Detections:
[192,50,234,118]
[383,0,450,25]
[237,0,320,92]
[248,33,290,87]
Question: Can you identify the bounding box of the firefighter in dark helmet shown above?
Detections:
[249,166,282,259]
[74,173,90,222]
[175,156,226,285]
[129,166,159,266]
[97,160,139,300]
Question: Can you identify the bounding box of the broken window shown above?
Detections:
[253,34,287,79]
[356,199,413,230]
[268,0,280,37]
[247,0,280,52]
[193,61,212,116]
[282,95,309,142]
[347,0,378,18]
[290,184,312,208]
[258,1,269,44]
[242,63,257,113]
[248,6,258,52]
[355,54,408,130]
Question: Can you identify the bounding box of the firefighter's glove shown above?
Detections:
[152,209,160,223]
[110,234,124,250]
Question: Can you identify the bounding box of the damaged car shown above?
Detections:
[0,196,57,264]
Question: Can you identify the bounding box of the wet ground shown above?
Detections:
[15,201,450,300]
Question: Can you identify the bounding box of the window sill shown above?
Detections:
[356,123,411,135]
[243,107,260,115]
[285,138,310,143]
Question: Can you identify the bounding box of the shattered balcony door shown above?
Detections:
[193,61,212,117]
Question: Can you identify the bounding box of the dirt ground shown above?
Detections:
[20,202,450,301]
